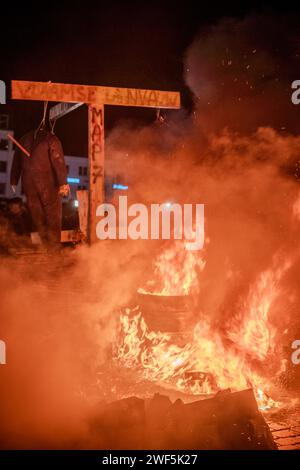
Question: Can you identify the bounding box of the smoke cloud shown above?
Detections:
[1,14,300,449]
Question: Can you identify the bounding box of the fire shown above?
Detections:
[116,308,281,410]
[138,240,206,296]
[228,263,290,361]
[116,247,289,412]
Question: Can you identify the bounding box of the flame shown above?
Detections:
[227,265,289,361]
[116,256,288,411]
[138,240,206,296]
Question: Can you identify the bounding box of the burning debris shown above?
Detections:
[116,305,280,411]
[89,390,277,449]
[115,244,294,413]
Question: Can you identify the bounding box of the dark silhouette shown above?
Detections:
[10,129,69,249]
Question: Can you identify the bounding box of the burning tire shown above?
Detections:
[136,292,196,335]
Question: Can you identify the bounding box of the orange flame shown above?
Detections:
[138,240,206,296]
[117,249,289,411]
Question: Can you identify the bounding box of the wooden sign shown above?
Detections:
[11,79,181,244]
[12,80,180,109]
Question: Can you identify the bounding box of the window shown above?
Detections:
[0,139,8,151]
[78,166,88,176]
[0,114,9,130]
[0,161,7,172]
[0,183,5,194]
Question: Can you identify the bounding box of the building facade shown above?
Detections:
[0,129,18,198]
[65,155,89,199]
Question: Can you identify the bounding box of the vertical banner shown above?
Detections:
[88,104,104,244]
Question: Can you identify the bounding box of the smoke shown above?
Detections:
[1,14,300,449]
[184,14,300,134]
[0,241,156,449]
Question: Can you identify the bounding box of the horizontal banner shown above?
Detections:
[12,80,181,109]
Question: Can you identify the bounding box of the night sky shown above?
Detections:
[1,1,300,155]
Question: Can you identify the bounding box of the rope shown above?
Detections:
[50,117,57,134]
[35,100,49,139]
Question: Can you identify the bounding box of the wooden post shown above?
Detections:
[88,104,104,244]
[76,189,89,240]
